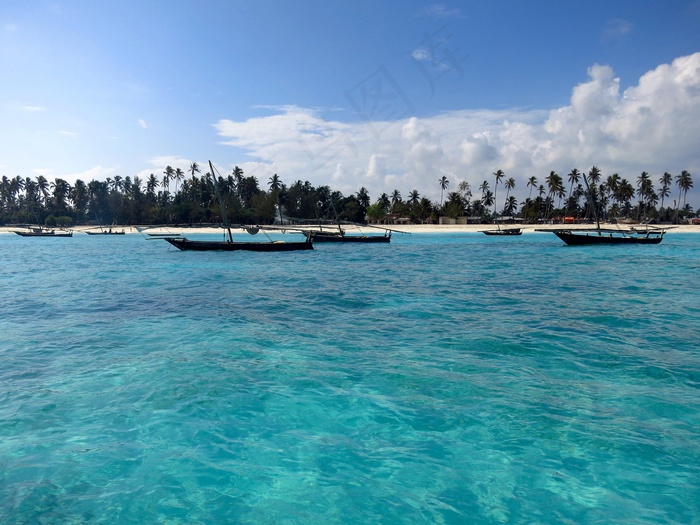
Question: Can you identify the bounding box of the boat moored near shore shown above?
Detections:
[13,226,73,237]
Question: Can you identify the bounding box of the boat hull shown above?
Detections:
[165,237,313,252]
[552,230,663,245]
[310,233,391,243]
[14,231,73,237]
[481,229,522,236]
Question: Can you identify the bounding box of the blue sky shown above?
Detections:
[2,0,700,206]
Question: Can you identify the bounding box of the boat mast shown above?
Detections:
[330,200,344,235]
[209,160,234,243]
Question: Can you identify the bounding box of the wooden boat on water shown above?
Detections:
[542,227,666,245]
[538,173,669,245]
[14,226,73,237]
[480,227,522,236]
[135,227,181,238]
[264,200,398,244]
[162,161,313,253]
[85,226,125,235]
[299,203,395,243]
[165,236,312,252]
[303,229,391,243]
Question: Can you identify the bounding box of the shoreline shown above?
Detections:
[3,224,700,235]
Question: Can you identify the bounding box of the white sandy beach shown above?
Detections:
[3,223,700,235]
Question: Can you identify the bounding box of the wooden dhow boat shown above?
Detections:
[538,174,669,245]
[297,203,395,243]
[479,227,522,236]
[14,226,73,237]
[85,226,125,235]
[302,227,392,243]
[165,236,312,252]
[542,226,667,245]
[162,161,313,252]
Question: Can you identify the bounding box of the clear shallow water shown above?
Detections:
[1,232,699,524]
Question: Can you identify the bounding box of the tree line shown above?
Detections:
[437,167,695,224]
[0,163,695,227]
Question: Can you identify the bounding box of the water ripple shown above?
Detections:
[1,233,699,523]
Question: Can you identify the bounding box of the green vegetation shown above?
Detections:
[0,164,695,226]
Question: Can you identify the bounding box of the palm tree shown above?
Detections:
[0,176,11,209]
[112,175,124,194]
[675,170,694,221]
[479,180,489,198]
[605,173,621,211]
[503,177,515,215]
[566,169,580,214]
[408,189,420,206]
[582,167,603,220]
[9,176,25,210]
[527,176,538,200]
[545,171,562,219]
[146,173,160,197]
[616,179,635,218]
[70,179,89,217]
[377,193,391,212]
[189,162,200,181]
[50,178,70,214]
[268,174,282,192]
[418,197,433,223]
[356,187,370,208]
[492,169,504,216]
[123,176,132,195]
[438,176,449,206]
[24,178,40,205]
[658,172,672,210]
[588,166,602,186]
[481,190,494,212]
[162,166,174,193]
[173,168,185,193]
[36,175,50,206]
[230,166,244,197]
[504,195,518,216]
[636,171,652,220]
[390,189,402,213]
[444,191,465,217]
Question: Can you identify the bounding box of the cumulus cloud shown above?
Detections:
[214,53,700,204]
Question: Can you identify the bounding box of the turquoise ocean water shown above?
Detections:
[1,231,699,524]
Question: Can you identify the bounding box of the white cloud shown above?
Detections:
[214,53,700,204]
[57,130,79,137]
[139,119,148,129]
[411,49,431,62]
[32,165,117,185]
[602,19,633,40]
[143,156,193,178]
[23,105,47,112]
[423,4,461,19]
[32,168,55,178]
